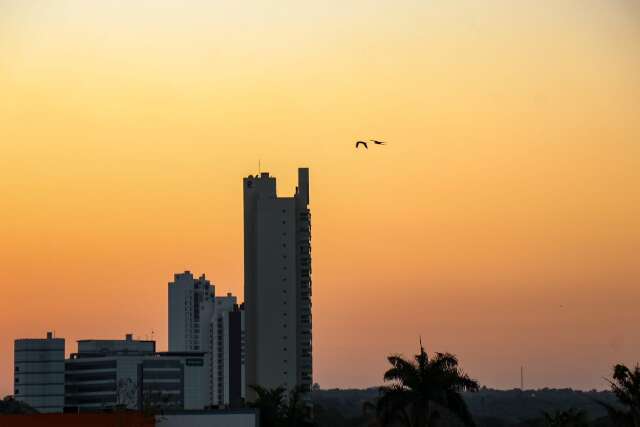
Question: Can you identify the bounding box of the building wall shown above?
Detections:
[0,412,255,427]
[14,333,65,413]
[158,411,257,427]
[0,413,154,427]
[295,169,313,390]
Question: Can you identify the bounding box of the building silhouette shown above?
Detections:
[14,332,65,413]
[243,168,312,397]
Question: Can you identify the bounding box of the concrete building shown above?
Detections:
[243,168,312,397]
[14,332,65,413]
[168,272,245,407]
[64,334,207,411]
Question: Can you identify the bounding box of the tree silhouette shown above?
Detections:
[250,385,314,427]
[542,408,588,427]
[598,364,640,427]
[0,395,38,414]
[372,341,479,427]
[251,385,287,427]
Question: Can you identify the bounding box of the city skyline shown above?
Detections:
[1,0,640,397]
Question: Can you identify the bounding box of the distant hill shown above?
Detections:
[311,387,619,426]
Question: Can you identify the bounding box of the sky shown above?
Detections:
[0,0,639,396]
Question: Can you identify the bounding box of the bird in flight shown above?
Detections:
[371,140,386,145]
[355,141,368,149]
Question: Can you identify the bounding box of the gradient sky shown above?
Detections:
[1,0,639,397]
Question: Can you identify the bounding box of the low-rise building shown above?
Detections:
[14,332,65,413]
[64,335,208,412]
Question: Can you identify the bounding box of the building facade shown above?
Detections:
[14,332,65,413]
[64,334,207,411]
[243,168,312,397]
[65,334,155,410]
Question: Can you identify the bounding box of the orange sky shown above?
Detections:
[1,0,639,396]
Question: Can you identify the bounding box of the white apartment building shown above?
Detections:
[168,272,245,407]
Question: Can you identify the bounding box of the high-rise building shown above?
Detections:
[243,168,312,397]
[168,271,245,407]
[14,332,65,413]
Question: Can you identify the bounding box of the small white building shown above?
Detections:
[14,332,65,413]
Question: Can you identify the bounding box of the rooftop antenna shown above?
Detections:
[520,366,524,389]
[259,159,261,175]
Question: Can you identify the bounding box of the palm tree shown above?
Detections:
[542,408,588,427]
[285,385,314,427]
[373,341,479,427]
[249,385,314,427]
[598,364,640,427]
[250,385,288,427]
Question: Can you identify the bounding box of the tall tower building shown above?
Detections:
[14,332,65,413]
[243,168,312,397]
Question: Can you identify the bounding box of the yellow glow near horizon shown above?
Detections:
[1,0,639,395]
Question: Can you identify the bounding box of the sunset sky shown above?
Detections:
[1,0,639,396]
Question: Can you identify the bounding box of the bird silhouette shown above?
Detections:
[370,140,386,145]
[355,141,368,149]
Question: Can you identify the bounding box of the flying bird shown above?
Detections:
[355,141,368,149]
[370,140,386,145]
